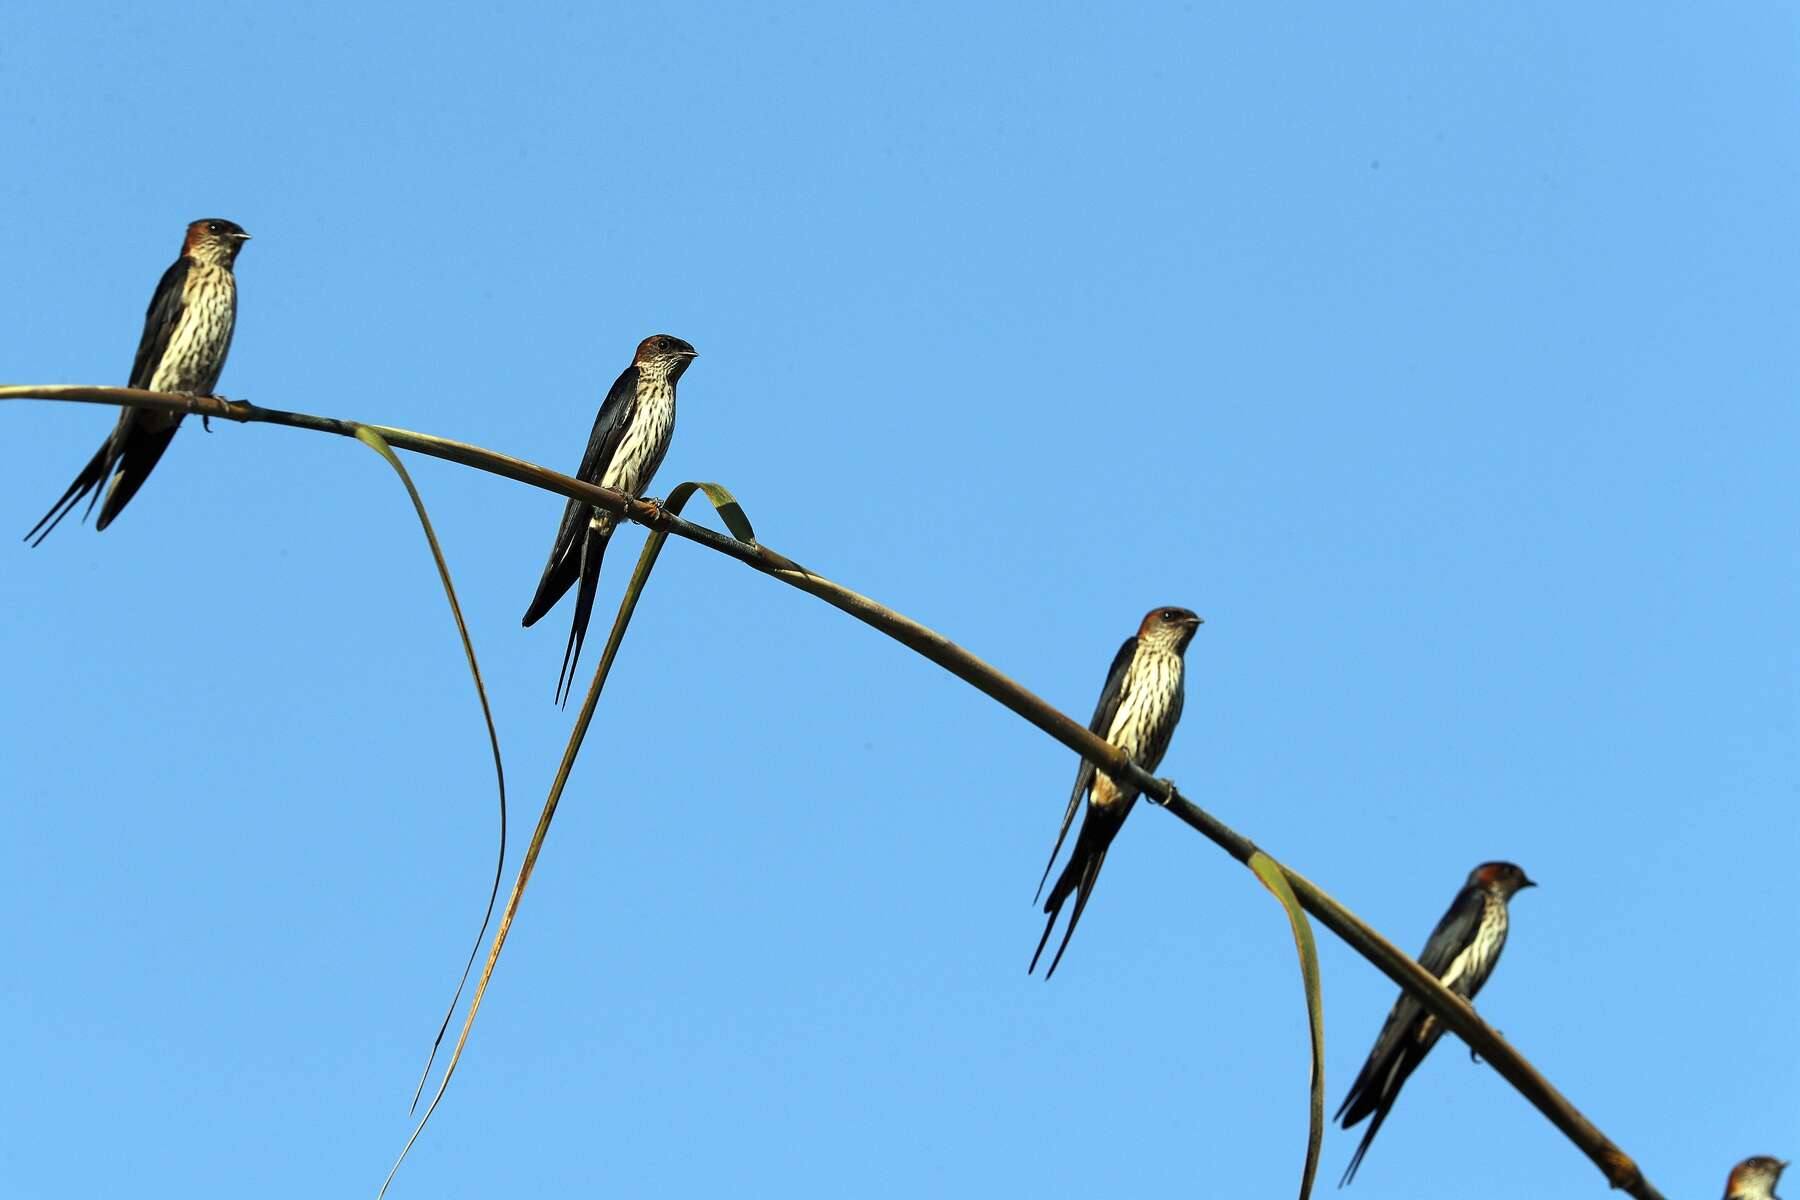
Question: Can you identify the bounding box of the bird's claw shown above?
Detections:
[199,393,232,432]
[1150,777,1178,806]
[638,495,664,523]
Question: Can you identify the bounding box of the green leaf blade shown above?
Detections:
[347,426,509,1115]
[1248,850,1325,1200]
[381,480,757,1197]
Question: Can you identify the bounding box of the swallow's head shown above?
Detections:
[1727,1156,1788,1200]
[1139,606,1203,652]
[634,334,699,382]
[184,218,251,266]
[1470,861,1536,899]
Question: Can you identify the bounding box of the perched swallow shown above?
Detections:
[522,334,698,705]
[1726,1156,1788,1200]
[1030,606,1202,978]
[1335,861,1537,1185]
[25,218,251,544]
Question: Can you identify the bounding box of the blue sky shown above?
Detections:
[2,3,1794,1197]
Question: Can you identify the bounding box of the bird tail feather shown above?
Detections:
[24,435,119,546]
[94,423,180,531]
[1338,1101,1391,1187]
[522,527,581,629]
[1034,789,1084,905]
[1029,835,1111,979]
[1336,1017,1439,1185]
[553,528,608,707]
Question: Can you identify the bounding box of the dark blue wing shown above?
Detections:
[1335,882,1484,1134]
[1415,883,1485,979]
[1034,635,1137,901]
[128,256,190,389]
[521,364,639,626]
[574,365,640,486]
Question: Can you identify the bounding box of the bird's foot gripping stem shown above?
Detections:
[1148,777,1179,807]
[635,495,664,524]
[196,393,235,432]
[184,392,213,432]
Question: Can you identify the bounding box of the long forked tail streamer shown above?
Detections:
[380,482,756,1197]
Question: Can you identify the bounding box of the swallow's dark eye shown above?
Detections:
[1163,609,1180,621]
[656,337,671,350]
[206,221,223,234]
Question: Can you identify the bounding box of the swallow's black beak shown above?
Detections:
[1182,614,1204,629]
[232,231,252,241]
[1521,877,1538,889]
